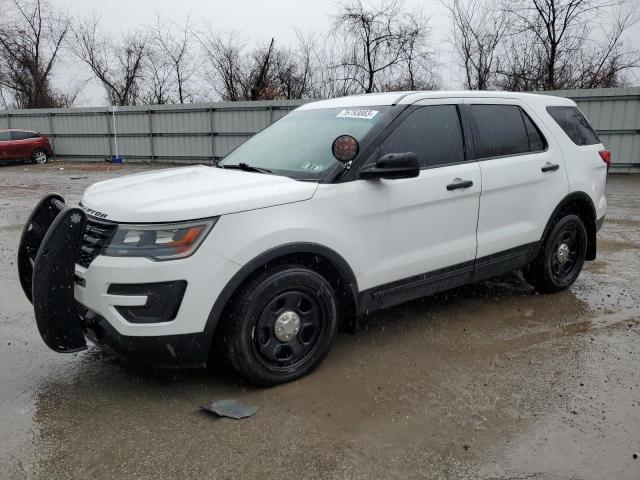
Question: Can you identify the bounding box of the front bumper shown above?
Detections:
[18,194,241,367]
[74,242,239,338]
[83,310,210,368]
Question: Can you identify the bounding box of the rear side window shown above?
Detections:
[378,105,465,168]
[0,131,10,141]
[470,105,532,158]
[546,106,600,146]
[11,131,39,140]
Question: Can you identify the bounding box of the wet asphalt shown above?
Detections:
[0,162,639,480]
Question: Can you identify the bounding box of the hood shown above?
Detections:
[80,166,318,223]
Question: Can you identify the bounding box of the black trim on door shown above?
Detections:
[358,241,541,315]
[358,261,474,314]
[471,242,540,282]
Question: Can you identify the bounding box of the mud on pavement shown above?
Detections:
[1,162,639,480]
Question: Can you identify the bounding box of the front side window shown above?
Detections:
[546,106,600,146]
[0,131,10,141]
[377,105,465,168]
[470,104,532,158]
[218,106,392,180]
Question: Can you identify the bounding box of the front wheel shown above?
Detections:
[218,265,338,386]
[32,149,49,164]
[524,214,587,293]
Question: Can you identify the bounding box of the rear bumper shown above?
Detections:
[596,215,605,233]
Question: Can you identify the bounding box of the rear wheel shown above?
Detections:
[218,264,338,386]
[524,214,587,293]
[32,149,48,164]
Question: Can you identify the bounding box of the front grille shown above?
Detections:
[76,217,117,268]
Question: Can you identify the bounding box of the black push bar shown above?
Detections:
[17,194,88,352]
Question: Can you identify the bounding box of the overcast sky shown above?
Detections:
[52,0,639,106]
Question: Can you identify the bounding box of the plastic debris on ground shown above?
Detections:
[200,399,259,420]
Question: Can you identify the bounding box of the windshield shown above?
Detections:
[218,106,392,180]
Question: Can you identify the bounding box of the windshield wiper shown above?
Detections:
[219,162,272,174]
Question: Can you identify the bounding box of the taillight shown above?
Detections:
[599,150,611,171]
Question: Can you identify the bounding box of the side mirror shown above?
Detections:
[359,152,420,180]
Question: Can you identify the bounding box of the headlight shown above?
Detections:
[103,218,218,261]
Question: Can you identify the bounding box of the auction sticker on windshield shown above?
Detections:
[336,109,379,120]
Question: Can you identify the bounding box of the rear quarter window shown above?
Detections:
[546,106,600,146]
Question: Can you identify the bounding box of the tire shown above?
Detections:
[218,264,338,386]
[524,214,587,293]
[32,149,49,164]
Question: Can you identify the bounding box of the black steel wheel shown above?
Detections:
[254,289,325,371]
[524,214,587,293]
[218,264,338,386]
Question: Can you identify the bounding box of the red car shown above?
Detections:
[0,129,53,164]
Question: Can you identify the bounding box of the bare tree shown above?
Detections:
[199,29,316,101]
[332,0,432,93]
[72,12,148,106]
[571,3,640,87]
[199,30,248,101]
[0,0,76,108]
[499,0,639,90]
[301,34,362,98]
[246,38,278,100]
[274,30,314,99]
[141,47,174,104]
[150,14,200,103]
[386,12,440,90]
[493,27,546,90]
[443,0,507,89]
[0,85,8,108]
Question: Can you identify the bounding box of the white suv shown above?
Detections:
[18,91,608,385]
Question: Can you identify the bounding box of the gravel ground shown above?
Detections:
[1,161,639,480]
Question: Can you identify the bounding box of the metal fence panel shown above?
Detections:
[54,136,111,158]
[214,108,272,134]
[55,112,109,135]
[6,113,50,133]
[1,92,637,170]
[153,110,210,134]
[116,136,152,158]
[154,135,212,159]
[116,112,150,134]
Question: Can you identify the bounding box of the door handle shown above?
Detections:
[446,179,474,191]
[541,163,560,172]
